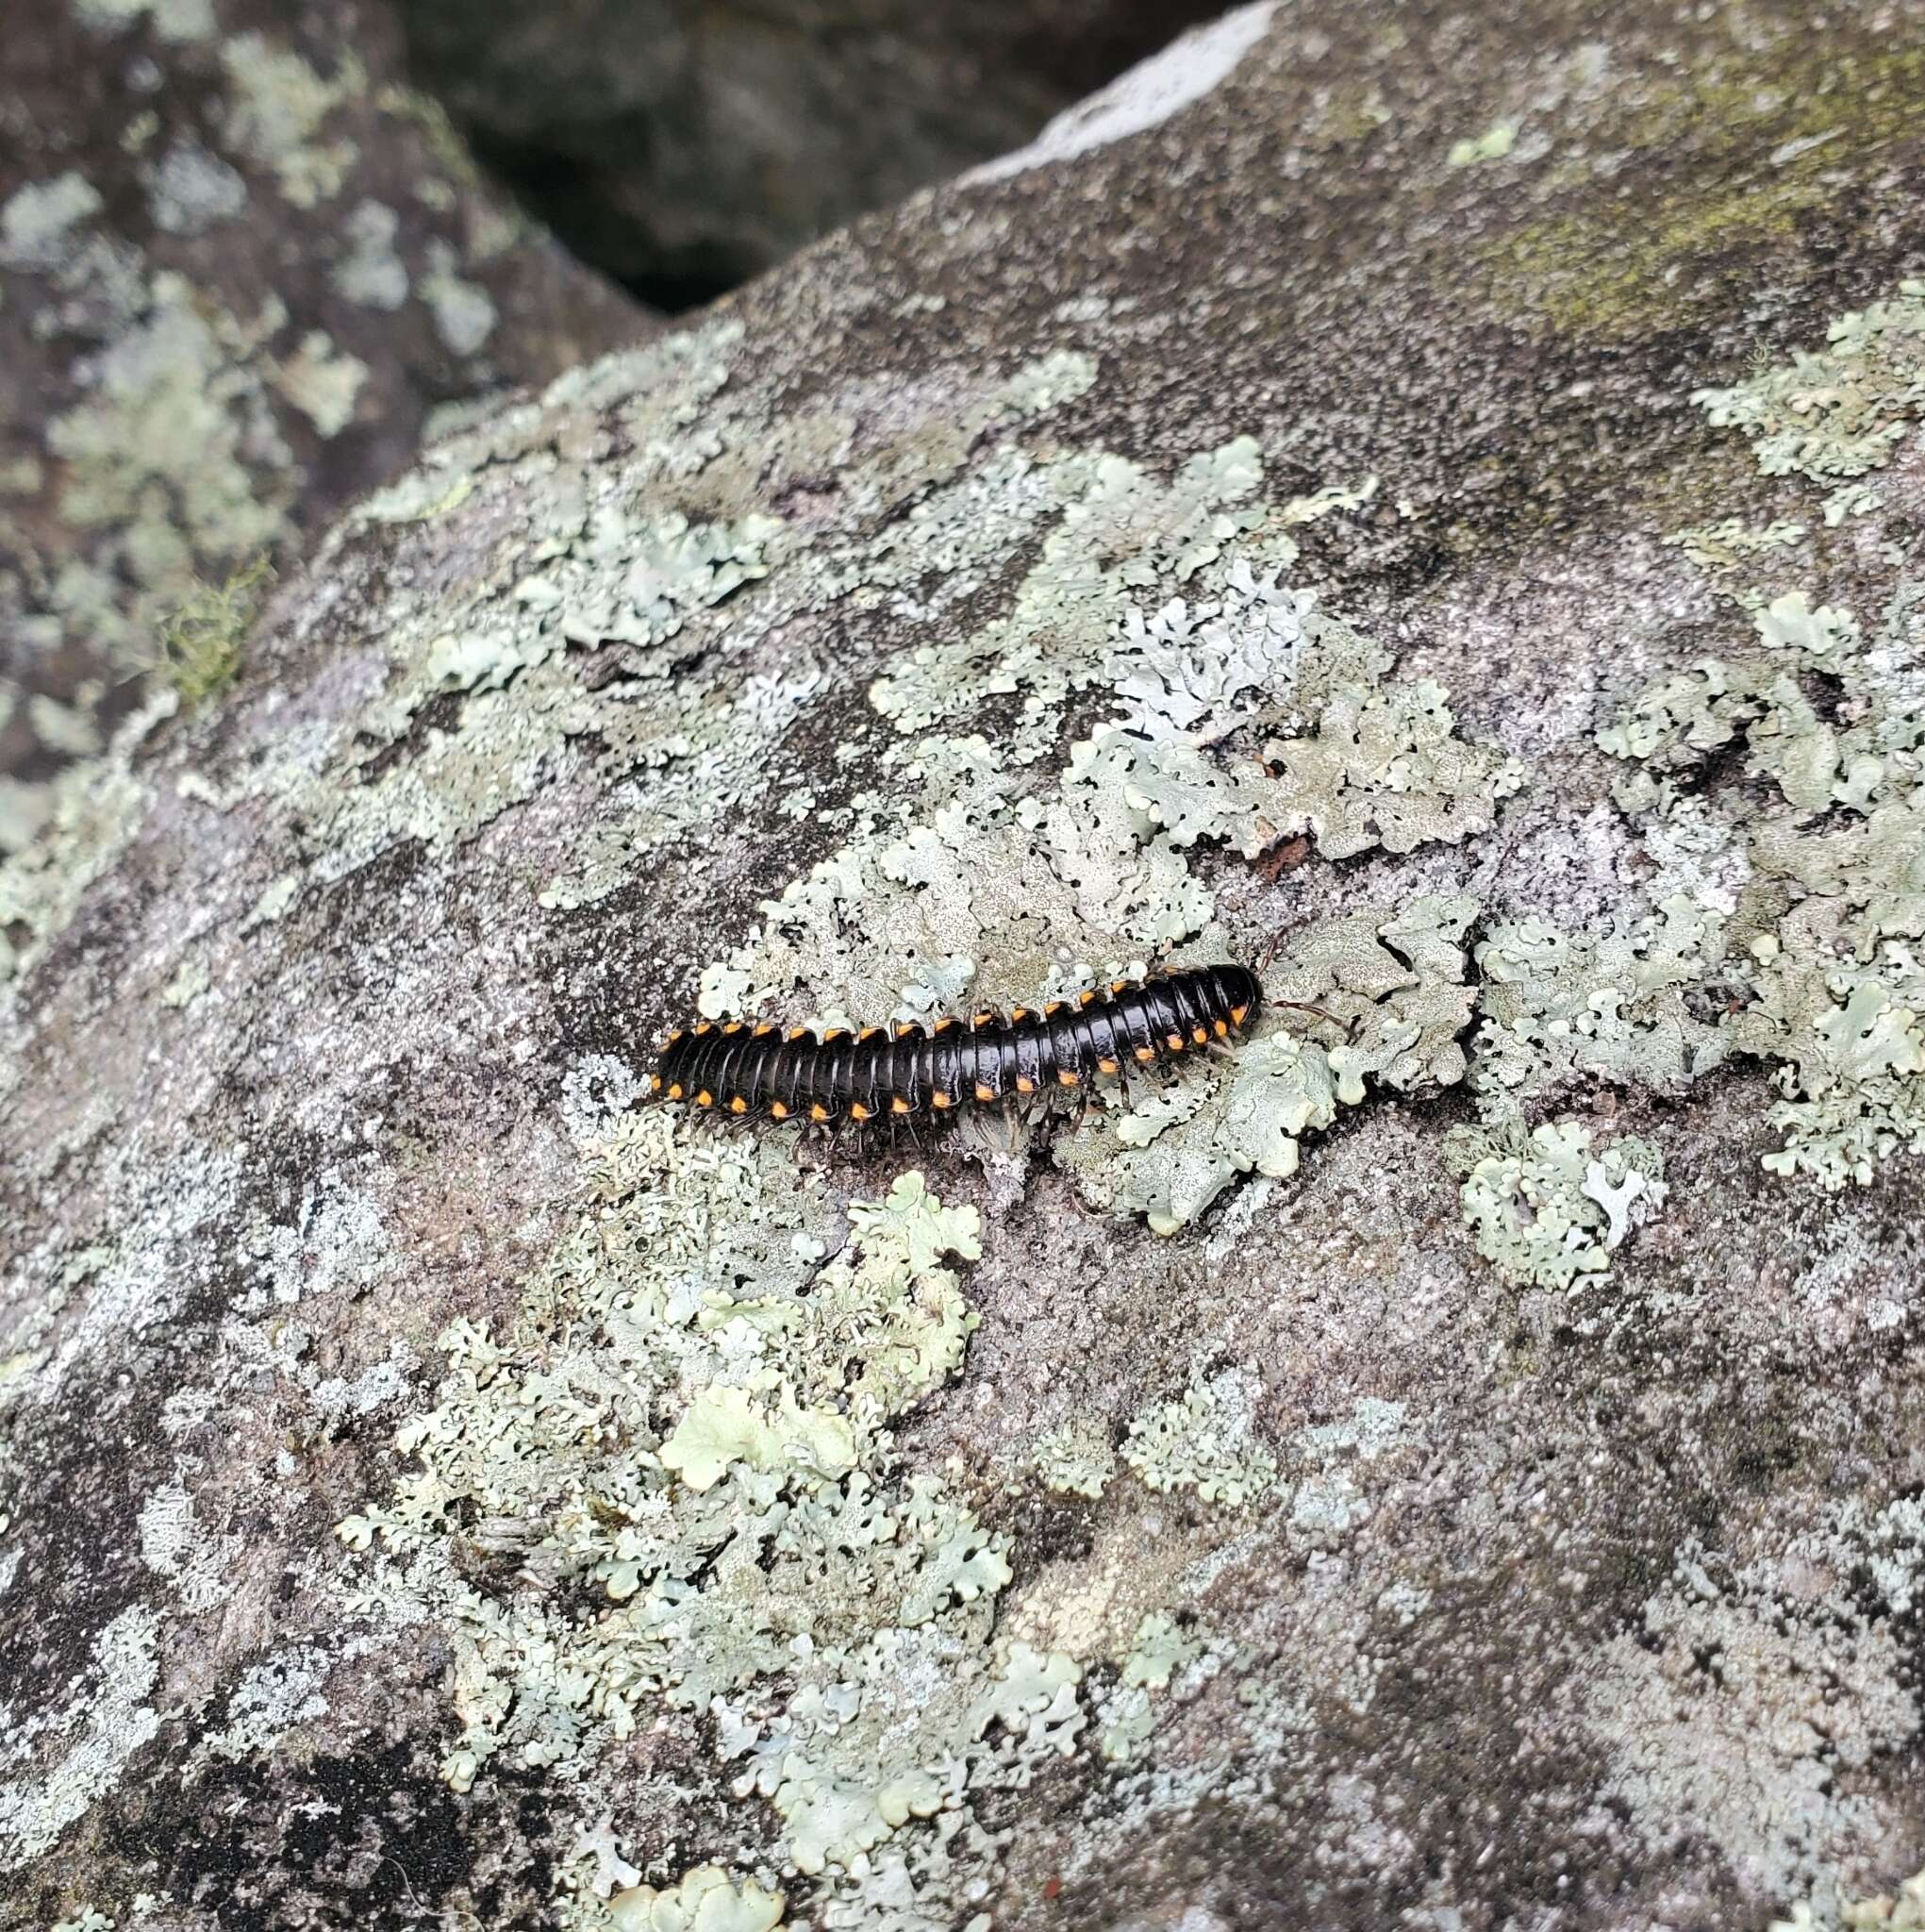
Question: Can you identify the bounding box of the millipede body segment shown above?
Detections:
[649,962,1264,1125]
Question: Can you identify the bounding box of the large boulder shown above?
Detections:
[0,0,652,841]
[4,3,1925,1927]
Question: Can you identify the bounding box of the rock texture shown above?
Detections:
[0,0,652,841]
[5,4,1925,1930]
[392,0,1231,307]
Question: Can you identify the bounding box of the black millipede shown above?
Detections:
[648,961,1267,1127]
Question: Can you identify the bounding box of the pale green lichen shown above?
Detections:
[0,52,529,700]
[1026,1418,1116,1500]
[0,1606,162,1872]
[73,0,214,40]
[1119,1610,1205,1690]
[1725,918,1925,1190]
[1469,899,1731,1118]
[1666,517,1807,574]
[1693,280,1925,486]
[607,1865,786,1932]
[1120,1366,1278,1506]
[330,199,408,308]
[219,33,363,208]
[1772,1871,1925,1932]
[1278,474,1381,523]
[1446,1122,1668,1291]
[337,1120,1082,1919]
[1599,509,1925,1186]
[137,1478,241,1612]
[158,954,210,1009]
[996,348,1098,418]
[0,691,170,980]
[420,240,497,355]
[270,332,369,437]
[1751,590,1862,665]
[1057,897,1478,1231]
[46,274,293,663]
[141,140,246,237]
[1571,1518,1920,1911]
[1095,1612,1217,1765]
[1447,121,1518,166]
[0,173,106,267]
[238,872,301,933]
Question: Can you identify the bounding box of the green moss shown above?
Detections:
[1489,50,1925,337]
[150,556,271,707]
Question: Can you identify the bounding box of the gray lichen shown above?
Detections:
[10,12,1925,1924]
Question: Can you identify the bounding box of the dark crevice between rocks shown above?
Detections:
[395,0,1236,313]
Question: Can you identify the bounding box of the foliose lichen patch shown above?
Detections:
[0,0,644,855]
[10,8,1925,1911]
[332,1124,1083,1925]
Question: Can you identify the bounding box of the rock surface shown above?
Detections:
[0,0,653,838]
[5,4,1925,1929]
[391,0,1231,307]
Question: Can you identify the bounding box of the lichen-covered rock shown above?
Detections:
[0,0,653,848]
[5,4,1925,1928]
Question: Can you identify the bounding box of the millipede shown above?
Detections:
[648,961,1267,1127]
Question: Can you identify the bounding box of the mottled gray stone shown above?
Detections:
[4,6,1925,1931]
[0,0,653,830]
